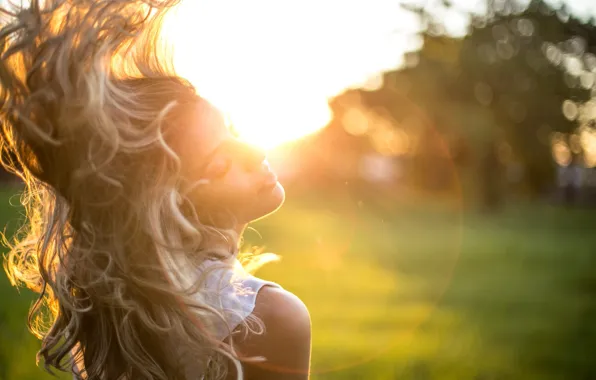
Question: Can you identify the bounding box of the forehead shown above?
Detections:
[172,100,231,170]
[182,101,229,152]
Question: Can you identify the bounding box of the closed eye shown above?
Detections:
[203,157,232,179]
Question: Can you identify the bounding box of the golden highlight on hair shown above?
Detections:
[0,1,256,379]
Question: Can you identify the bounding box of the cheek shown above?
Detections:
[193,175,285,223]
[193,169,260,210]
[220,169,261,203]
[187,149,287,223]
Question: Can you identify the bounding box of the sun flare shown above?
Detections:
[163,0,422,149]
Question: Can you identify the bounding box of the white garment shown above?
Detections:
[198,259,280,340]
[183,259,281,379]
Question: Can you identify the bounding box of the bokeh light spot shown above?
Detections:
[474,82,494,106]
[562,99,579,121]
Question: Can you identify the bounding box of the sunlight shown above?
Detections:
[216,90,333,150]
[163,0,422,149]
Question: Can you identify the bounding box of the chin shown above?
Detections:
[250,182,285,222]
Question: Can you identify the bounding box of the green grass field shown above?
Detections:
[1,185,595,380]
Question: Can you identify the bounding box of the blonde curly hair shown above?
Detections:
[0,1,257,379]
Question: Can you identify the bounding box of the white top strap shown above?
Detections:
[198,259,280,340]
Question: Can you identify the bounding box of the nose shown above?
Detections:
[243,143,267,168]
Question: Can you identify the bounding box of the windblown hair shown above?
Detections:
[0,1,254,379]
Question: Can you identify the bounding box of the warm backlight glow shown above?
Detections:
[219,93,333,150]
[163,0,423,149]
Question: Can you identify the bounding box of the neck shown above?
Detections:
[200,223,247,260]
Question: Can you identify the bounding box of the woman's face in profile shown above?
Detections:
[176,101,285,226]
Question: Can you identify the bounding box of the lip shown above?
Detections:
[259,170,278,190]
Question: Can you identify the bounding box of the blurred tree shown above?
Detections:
[358,0,596,197]
[287,0,596,203]
[456,0,593,194]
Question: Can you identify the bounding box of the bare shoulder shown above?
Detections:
[236,286,311,380]
[254,286,311,332]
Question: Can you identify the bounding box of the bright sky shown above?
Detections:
[165,0,423,148]
[165,0,596,149]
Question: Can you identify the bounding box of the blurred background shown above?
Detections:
[2,0,596,379]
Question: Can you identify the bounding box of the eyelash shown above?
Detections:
[205,158,231,179]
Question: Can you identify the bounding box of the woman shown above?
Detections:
[0,1,311,379]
